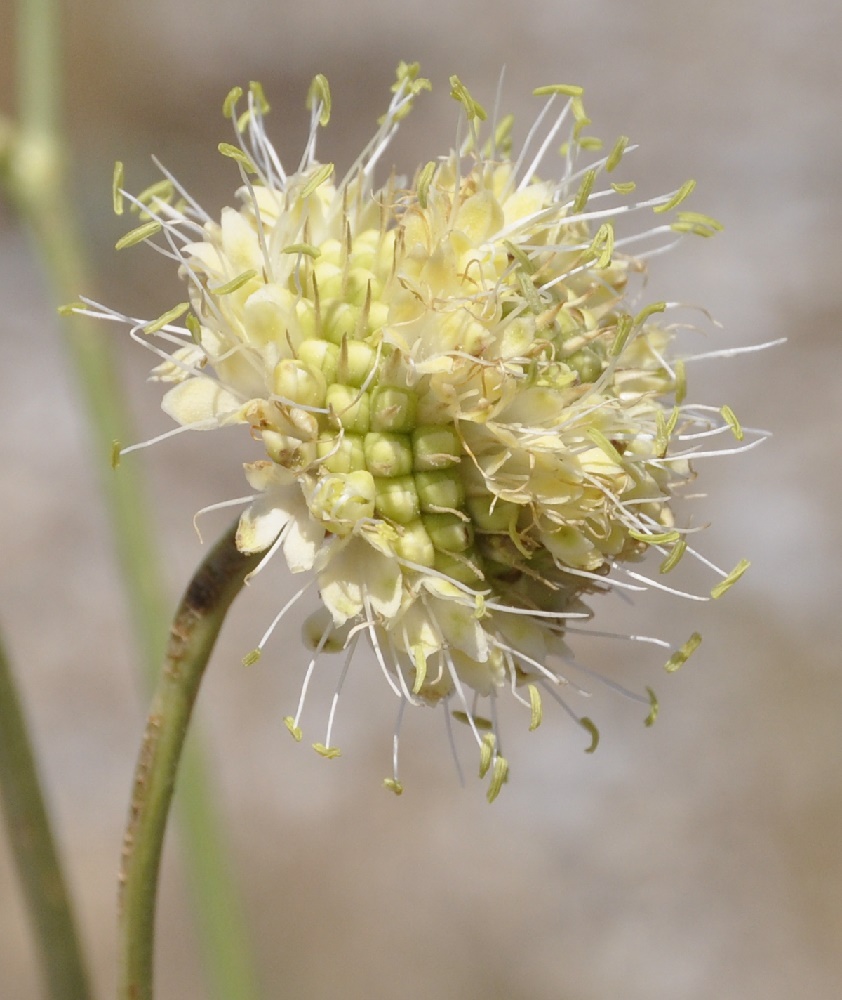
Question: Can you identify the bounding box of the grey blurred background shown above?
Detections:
[1,0,840,997]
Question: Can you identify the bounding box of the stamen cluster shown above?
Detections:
[74,65,760,800]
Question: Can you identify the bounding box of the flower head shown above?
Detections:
[74,66,765,800]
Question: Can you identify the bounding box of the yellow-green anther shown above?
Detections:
[452,711,493,731]
[312,744,341,759]
[634,301,667,326]
[486,755,509,803]
[587,427,624,465]
[115,221,162,250]
[110,440,122,469]
[143,302,190,335]
[423,512,471,553]
[720,404,744,441]
[298,339,340,385]
[654,178,696,214]
[327,385,370,433]
[448,76,487,121]
[664,631,702,672]
[383,779,403,795]
[282,243,321,258]
[609,314,634,356]
[113,161,124,215]
[249,80,271,116]
[711,558,750,599]
[395,521,435,567]
[570,168,596,215]
[570,95,588,124]
[283,717,303,742]
[605,135,629,173]
[466,495,516,533]
[503,239,536,274]
[479,732,496,778]
[415,469,465,512]
[627,527,681,545]
[371,387,418,433]
[527,684,543,731]
[611,180,637,194]
[317,434,366,474]
[242,649,261,666]
[374,475,420,524]
[417,161,437,209]
[675,210,723,231]
[364,433,414,478]
[306,73,331,126]
[57,302,84,316]
[217,142,257,173]
[665,406,680,436]
[577,136,603,151]
[644,687,659,727]
[300,162,335,199]
[673,359,687,404]
[533,83,584,98]
[274,359,327,408]
[516,270,543,313]
[590,222,614,268]
[222,86,243,119]
[670,220,718,237]
[211,269,258,296]
[659,538,687,574]
[338,340,377,388]
[580,717,600,753]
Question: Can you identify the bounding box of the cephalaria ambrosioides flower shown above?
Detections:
[71,64,770,800]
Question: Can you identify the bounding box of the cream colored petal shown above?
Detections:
[161,377,244,427]
[282,499,325,573]
[236,496,291,554]
[318,543,364,625]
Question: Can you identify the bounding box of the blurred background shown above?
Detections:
[1,0,840,997]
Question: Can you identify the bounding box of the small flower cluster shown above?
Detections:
[73,65,764,800]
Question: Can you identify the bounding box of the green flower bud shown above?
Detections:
[272,359,326,408]
[317,433,366,473]
[364,432,413,478]
[433,550,483,586]
[297,339,339,385]
[415,468,465,512]
[394,520,435,566]
[412,425,461,470]
[327,384,370,433]
[374,475,420,523]
[423,512,472,552]
[566,347,602,383]
[323,301,362,344]
[338,340,377,387]
[370,386,418,433]
[466,495,518,533]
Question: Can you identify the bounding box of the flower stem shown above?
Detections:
[8,2,264,997]
[119,523,261,1000]
[0,628,93,1000]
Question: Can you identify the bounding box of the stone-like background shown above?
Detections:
[1,1,840,997]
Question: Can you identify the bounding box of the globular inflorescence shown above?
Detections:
[72,64,764,800]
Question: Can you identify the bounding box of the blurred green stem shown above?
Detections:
[119,523,260,1000]
[8,1,263,998]
[0,629,93,1000]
